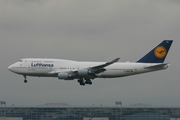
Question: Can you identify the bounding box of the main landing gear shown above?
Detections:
[78,78,92,86]
[23,75,27,83]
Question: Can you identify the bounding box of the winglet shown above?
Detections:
[103,57,120,67]
[92,58,120,69]
[109,58,120,64]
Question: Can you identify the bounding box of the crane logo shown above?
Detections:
[154,46,167,58]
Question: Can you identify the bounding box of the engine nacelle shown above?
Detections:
[78,69,91,76]
[58,73,74,80]
[58,73,69,79]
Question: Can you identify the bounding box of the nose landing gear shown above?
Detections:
[23,75,27,83]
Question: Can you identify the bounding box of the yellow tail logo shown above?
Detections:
[154,46,167,58]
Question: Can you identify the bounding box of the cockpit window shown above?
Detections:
[18,60,23,62]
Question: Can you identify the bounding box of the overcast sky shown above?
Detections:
[0,0,180,107]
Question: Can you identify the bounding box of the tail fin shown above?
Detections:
[137,40,173,63]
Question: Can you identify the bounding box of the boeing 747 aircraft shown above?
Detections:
[8,40,173,86]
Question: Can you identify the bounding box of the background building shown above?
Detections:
[0,103,180,120]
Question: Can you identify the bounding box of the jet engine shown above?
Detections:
[58,73,72,80]
[78,68,93,76]
[58,73,69,79]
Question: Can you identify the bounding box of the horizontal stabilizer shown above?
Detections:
[144,63,169,69]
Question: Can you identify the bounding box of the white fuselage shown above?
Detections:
[8,58,168,79]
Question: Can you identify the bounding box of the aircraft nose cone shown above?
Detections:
[8,65,13,72]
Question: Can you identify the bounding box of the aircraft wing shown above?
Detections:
[88,58,120,74]
[48,58,120,78]
[91,58,120,69]
[71,57,120,79]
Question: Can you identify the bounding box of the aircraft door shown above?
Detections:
[133,68,138,74]
[24,60,31,71]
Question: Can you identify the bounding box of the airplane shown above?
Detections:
[8,40,173,86]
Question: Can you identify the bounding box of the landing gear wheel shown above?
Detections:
[78,78,85,86]
[85,81,92,85]
[89,82,92,85]
[23,75,27,83]
[80,82,85,86]
[85,78,92,85]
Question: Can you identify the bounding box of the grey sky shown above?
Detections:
[0,0,180,106]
